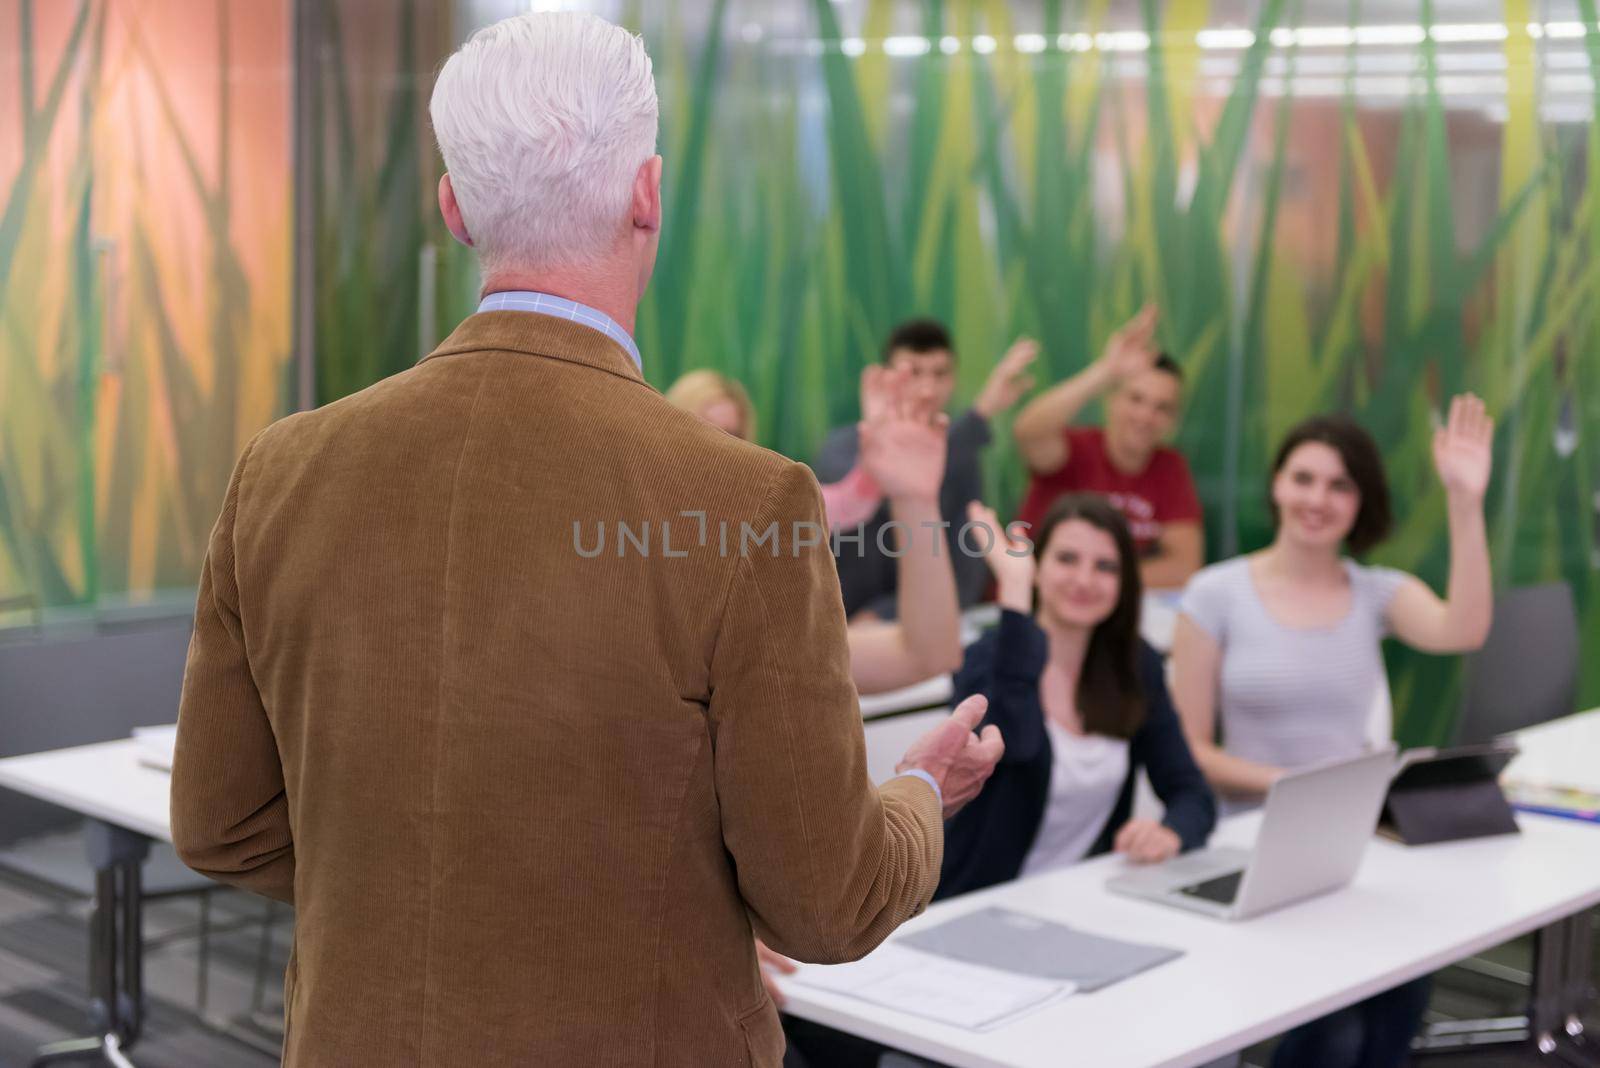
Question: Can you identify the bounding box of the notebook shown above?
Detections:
[898,905,1184,992]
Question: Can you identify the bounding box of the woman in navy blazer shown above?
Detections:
[938,493,1215,901]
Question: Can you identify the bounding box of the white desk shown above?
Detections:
[0,739,181,1067]
[0,739,174,842]
[12,715,1596,1067]
[1507,707,1600,796]
[779,811,1600,1068]
[859,674,954,720]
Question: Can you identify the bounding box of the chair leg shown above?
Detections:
[195,889,211,1018]
[103,1033,136,1068]
[250,898,279,1015]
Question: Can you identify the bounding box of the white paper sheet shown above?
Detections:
[788,943,1074,1032]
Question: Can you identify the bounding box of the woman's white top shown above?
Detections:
[1018,719,1130,878]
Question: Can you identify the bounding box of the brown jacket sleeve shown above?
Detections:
[707,460,943,964]
[170,438,296,904]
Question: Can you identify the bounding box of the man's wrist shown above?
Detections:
[895,767,943,807]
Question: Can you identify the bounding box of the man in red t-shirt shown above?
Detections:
[1012,305,1203,589]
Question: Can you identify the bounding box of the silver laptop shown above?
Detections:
[1107,748,1397,920]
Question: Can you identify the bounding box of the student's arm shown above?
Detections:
[848,382,962,694]
[1128,649,1217,853]
[952,503,1050,765]
[849,496,962,694]
[950,611,1050,766]
[1011,305,1158,475]
[171,438,296,904]
[1140,521,1204,591]
[819,464,883,532]
[1387,395,1495,654]
[971,338,1040,422]
[1168,614,1284,799]
[1011,362,1113,475]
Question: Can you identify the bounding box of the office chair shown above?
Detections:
[1454,582,1579,745]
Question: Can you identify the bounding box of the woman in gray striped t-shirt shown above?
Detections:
[1169,395,1494,1068]
[1170,396,1493,798]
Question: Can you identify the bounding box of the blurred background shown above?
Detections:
[3,0,1597,748]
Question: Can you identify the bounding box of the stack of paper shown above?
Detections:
[789,943,1073,1032]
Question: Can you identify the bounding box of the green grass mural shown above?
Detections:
[1,0,293,621]
[617,0,1600,739]
[3,0,1596,740]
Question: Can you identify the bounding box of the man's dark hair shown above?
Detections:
[882,318,954,362]
[1153,352,1183,383]
[1268,414,1393,555]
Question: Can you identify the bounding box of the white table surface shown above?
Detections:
[8,717,1594,1068]
[0,739,174,842]
[1505,707,1600,795]
[778,810,1600,1068]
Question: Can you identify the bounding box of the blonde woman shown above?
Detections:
[664,369,757,440]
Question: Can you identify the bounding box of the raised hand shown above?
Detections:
[859,367,949,503]
[974,337,1040,419]
[1096,304,1161,385]
[966,500,1035,612]
[1432,393,1494,501]
[859,364,906,425]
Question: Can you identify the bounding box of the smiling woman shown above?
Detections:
[933,493,1216,902]
[1164,399,1493,1068]
[1169,396,1495,807]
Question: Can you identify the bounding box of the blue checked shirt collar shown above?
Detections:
[477,290,642,371]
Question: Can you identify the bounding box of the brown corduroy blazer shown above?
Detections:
[169,311,944,1067]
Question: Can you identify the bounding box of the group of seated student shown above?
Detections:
[665,313,1497,1068]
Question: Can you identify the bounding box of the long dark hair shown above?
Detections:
[1031,494,1145,739]
[1268,414,1392,555]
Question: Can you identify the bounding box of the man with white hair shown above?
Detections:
[170,12,1001,1066]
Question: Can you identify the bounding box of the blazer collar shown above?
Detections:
[419,311,646,386]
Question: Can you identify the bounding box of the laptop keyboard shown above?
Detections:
[1179,870,1244,905]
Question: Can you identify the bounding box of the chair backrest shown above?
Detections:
[1455,582,1579,745]
[0,613,193,844]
